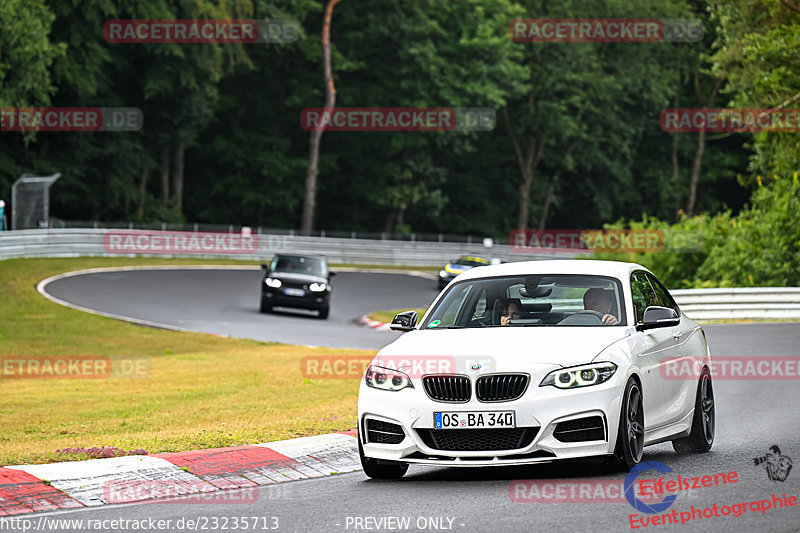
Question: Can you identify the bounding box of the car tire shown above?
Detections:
[612,377,645,470]
[358,438,408,479]
[318,307,329,319]
[672,367,714,453]
[259,298,272,313]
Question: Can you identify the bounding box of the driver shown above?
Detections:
[583,288,619,325]
[499,299,521,326]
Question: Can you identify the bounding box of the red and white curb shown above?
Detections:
[0,432,359,515]
[354,315,393,332]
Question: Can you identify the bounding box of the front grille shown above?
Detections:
[417,427,538,451]
[366,419,405,444]
[553,416,606,442]
[476,374,529,402]
[423,375,471,402]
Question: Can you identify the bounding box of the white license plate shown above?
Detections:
[434,411,515,429]
[284,288,305,297]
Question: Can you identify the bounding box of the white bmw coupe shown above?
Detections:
[357,260,715,479]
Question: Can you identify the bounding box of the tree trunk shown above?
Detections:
[160,145,170,207]
[671,60,682,220]
[383,205,400,234]
[538,139,576,229]
[503,106,542,230]
[172,142,185,214]
[136,172,148,220]
[685,75,721,216]
[301,0,342,235]
[686,129,706,217]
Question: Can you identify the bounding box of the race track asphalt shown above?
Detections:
[42,268,439,350]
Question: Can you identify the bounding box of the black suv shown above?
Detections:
[260,254,334,319]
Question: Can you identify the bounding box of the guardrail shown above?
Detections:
[671,288,800,320]
[0,228,571,265]
[1,229,797,321]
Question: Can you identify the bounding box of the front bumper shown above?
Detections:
[358,371,624,467]
[262,288,329,310]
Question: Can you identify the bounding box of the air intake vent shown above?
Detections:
[476,374,529,402]
[423,375,471,402]
[366,419,405,444]
[417,428,538,451]
[553,416,606,442]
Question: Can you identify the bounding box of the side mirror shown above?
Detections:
[390,310,418,332]
[328,271,337,277]
[637,306,680,331]
[261,263,269,270]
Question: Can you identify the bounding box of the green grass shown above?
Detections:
[0,257,374,466]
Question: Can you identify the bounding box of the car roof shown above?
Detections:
[273,253,327,260]
[454,259,648,282]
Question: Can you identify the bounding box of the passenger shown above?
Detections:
[583,288,619,325]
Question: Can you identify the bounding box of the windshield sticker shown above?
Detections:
[428,320,441,328]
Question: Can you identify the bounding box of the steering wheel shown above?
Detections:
[569,310,605,323]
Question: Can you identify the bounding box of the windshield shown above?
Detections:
[454,257,489,267]
[270,255,327,277]
[423,275,626,328]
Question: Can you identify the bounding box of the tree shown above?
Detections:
[301,0,341,234]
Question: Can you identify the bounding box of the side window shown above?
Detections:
[646,274,679,315]
[630,272,657,323]
[473,289,487,319]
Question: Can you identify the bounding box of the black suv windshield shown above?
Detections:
[271,255,327,277]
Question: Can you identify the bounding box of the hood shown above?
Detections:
[266,271,328,284]
[376,326,631,370]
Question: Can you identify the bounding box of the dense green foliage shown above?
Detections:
[0,0,796,285]
[1,0,752,230]
[593,172,799,288]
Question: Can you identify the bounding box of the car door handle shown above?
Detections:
[673,330,683,339]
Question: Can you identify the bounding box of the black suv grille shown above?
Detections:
[423,375,471,402]
[366,419,405,444]
[553,416,606,442]
[417,428,538,451]
[476,374,529,402]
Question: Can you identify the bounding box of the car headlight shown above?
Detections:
[439,270,448,277]
[365,365,414,392]
[540,362,617,389]
[264,277,282,288]
[309,282,327,292]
